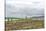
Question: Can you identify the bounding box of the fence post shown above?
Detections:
[8,18,9,22]
[11,18,12,22]
[25,16,27,19]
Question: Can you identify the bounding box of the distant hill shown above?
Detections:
[32,16,44,18]
[32,16,44,20]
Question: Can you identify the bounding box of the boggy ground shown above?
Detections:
[5,18,44,31]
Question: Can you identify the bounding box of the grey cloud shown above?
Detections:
[6,4,44,17]
[6,0,44,18]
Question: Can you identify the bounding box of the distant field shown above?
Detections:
[5,17,44,31]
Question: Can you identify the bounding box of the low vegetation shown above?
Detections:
[5,17,44,31]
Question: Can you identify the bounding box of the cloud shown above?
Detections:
[6,0,44,18]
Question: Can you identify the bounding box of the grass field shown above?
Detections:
[5,17,44,31]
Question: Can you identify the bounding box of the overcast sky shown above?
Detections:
[6,0,44,18]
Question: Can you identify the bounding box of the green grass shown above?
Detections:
[5,18,44,30]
